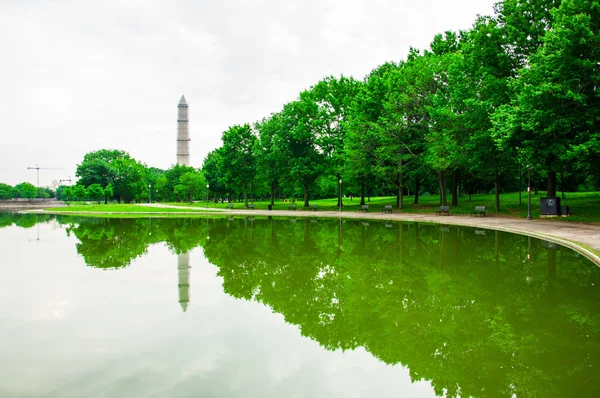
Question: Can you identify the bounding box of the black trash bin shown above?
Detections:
[540,197,561,216]
[268,204,272,211]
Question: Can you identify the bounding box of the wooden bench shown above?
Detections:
[382,205,393,213]
[246,203,255,209]
[470,206,486,217]
[310,204,318,211]
[288,203,297,210]
[227,203,234,209]
[436,205,450,216]
[358,205,369,212]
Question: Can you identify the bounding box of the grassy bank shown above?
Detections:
[174,191,600,223]
[43,191,600,223]
[46,204,207,213]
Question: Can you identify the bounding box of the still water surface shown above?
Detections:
[1,213,599,397]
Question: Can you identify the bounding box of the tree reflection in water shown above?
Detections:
[3,213,600,397]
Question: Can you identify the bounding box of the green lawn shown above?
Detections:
[45,191,600,223]
[174,191,600,223]
[47,204,207,213]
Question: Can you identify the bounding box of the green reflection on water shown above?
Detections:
[3,213,600,397]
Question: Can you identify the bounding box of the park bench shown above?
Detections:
[470,206,486,217]
[288,203,297,210]
[358,205,369,212]
[382,205,393,213]
[246,203,255,209]
[310,204,318,211]
[227,203,234,209]
[436,205,450,216]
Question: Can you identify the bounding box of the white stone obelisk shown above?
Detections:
[176,95,190,165]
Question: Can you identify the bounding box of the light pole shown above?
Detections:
[148,184,152,204]
[527,166,532,220]
[339,179,342,212]
[206,183,209,208]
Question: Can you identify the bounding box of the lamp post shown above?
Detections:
[527,166,532,220]
[148,184,152,204]
[206,183,209,208]
[339,179,342,212]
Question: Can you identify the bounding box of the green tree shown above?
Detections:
[0,183,13,199]
[255,113,289,205]
[14,182,38,199]
[311,76,361,206]
[174,170,205,203]
[219,124,257,206]
[493,0,600,196]
[112,157,147,203]
[278,95,324,207]
[75,149,130,204]
[164,164,196,202]
[72,184,87,201]
[87,184,105,204]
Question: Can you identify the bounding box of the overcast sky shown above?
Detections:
[0,0,497,187]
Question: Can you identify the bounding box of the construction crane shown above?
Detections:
[27,164,64,196]
[59,178,73,185]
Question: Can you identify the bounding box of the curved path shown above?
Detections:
[42,203,600,266]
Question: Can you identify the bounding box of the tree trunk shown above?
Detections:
[547,170,557,197]
[494,168,500,212]
[439,171,446,206]
[270,186,275,206]
[396,174,401,208]
[560,171,565,200]
[360,178,366,206]
[414,177,420,205]
[244,185,248,207]
[303,185,309,207]
[519,173,522,206]
[104,194,108,205]
[451,169,459,206]
[399,170,404,210]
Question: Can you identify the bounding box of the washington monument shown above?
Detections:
[176,95,190,165]
[176,95,192,312]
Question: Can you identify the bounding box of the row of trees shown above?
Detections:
[0,182,52,200]
[202,0,600,211]
[66,149,207,204]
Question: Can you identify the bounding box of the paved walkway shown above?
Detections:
[40,203,600,266]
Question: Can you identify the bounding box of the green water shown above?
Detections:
[1,213,599,397]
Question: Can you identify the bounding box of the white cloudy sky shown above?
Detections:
[0,0,497,187]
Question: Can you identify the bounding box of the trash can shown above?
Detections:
[268,204,272,211]
[540,197,561,216]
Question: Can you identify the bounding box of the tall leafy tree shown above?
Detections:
[255,113,289,205]
[311,76,361,207]
[174,170,205,203]
[219,124,257,206]
[277,94,324,207]
[75,149,130,204]
[493,0,600,197]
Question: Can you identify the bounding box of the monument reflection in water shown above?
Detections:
[1,213,599,397]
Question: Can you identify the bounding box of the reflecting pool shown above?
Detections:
[1,213,599,397]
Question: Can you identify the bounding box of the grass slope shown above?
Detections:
[46,192,600,223]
